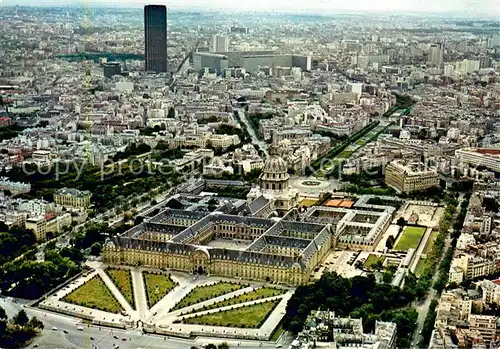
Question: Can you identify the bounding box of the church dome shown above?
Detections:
[262,155,288,174]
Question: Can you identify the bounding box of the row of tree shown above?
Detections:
[0,245,82,299]
[0,225,37,266]
[245,112,273,140]
[113,143,152,161]
[2,155,182,211]
[433,196,471,293]
[190,343,229,349]
[0,308,44,348]
[305,121,380,175]
[0,124,25,142]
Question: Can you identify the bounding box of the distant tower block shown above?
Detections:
[144,5,167,72]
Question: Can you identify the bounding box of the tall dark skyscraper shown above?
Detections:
[144,5,167,73]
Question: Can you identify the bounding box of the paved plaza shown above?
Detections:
[290,177,341,195]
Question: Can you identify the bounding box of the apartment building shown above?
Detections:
[452,254,497,280]
[468,314,497,344]
[384,160,439,194]
[477,279,500,305]
[456,148,500,173]
[54,188,92,209]
[435,291,472,328]
[208,134,240,149]
[25,213,72,242]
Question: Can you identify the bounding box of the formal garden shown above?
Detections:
[181,287,285,315]
[105,268,136,309]
[182,299,280,328]
[143,271,178,308]
[363,254,386,270]
[61,275,124,314]
[171,281,247,311]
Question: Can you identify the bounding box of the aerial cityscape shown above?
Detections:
[0,1,499,349]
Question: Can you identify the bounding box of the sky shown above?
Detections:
[3,0,500,17]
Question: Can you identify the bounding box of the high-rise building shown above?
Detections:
[479,56,492,69]
[103,62,122,78]
[144,5,167,73]
[428,44,443,68]
[444,64,454,77]
[212,34,229,53]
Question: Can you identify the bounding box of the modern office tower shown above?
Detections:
[103,62,122,78]
[212,34,229,53]
[428,44,444,68]
[144,5,167,73]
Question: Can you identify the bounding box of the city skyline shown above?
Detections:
[3,0,500,18]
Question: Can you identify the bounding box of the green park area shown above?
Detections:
[363,254,386,269]
[316,123,389,178]
[62,275,123,313]
[172,281,246,311]
[184,299,280,328]
[423,231,438,255]
[144,271,178,308]
[415,258,426,276]
[394,226,426,251]
[185,287,285,315]
[270,322,285,342]
[105,268,135,309]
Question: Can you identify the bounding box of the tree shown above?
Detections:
[218,343,230,349]
[168,107,175,118]
[206,344,217,349]
[385,235,395,249]
[0,305,6,320]
[396,217,406,227]
[372,259,383,271]
[13,309,29,326]
[27,316,44,330]
[123,211,133,221]
[90,242,102,256]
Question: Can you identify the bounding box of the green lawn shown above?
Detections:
[185,287,285,314]
[338,150,353,159]
[172,282,246,311]
[394,226,426,251]
[270,322,285,342]
[62,275,124,313]
[183,299,279,328]
[143,271,178,308]
[363,254,386,269]
[423,230,438,255]
[105,268,135,309]
[414,258,426,276]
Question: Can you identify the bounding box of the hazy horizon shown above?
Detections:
[2,0,500,18]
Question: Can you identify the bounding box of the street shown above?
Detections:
[409,194,464,348]
[236,109,268,156]
[0,296,286,349]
